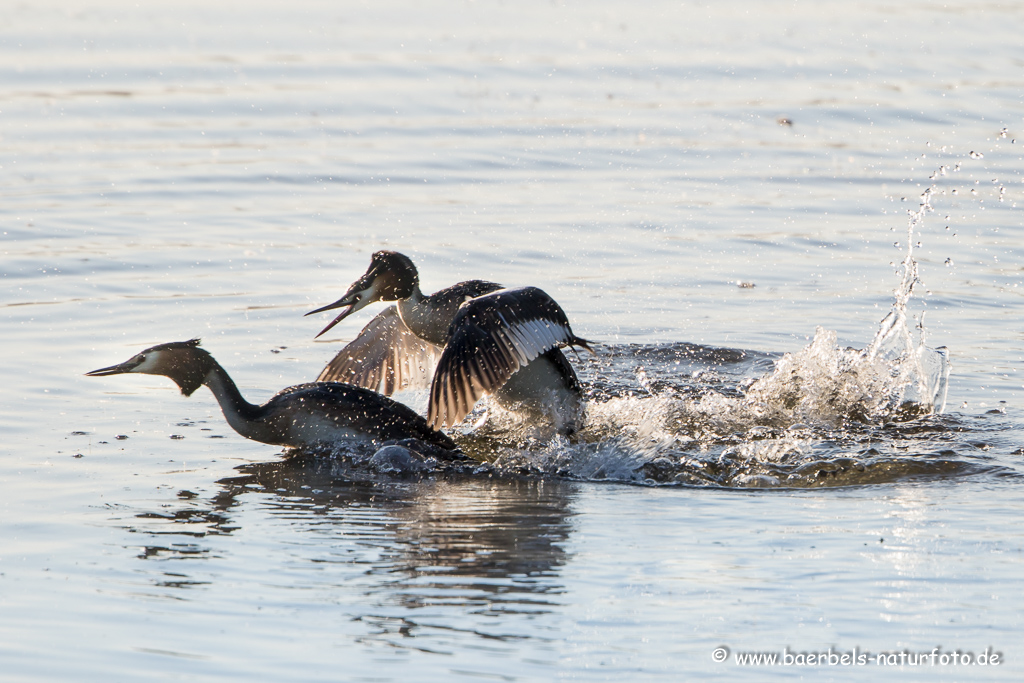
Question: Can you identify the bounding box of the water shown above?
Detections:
[3,0,1024,679]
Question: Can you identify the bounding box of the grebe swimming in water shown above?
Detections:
[86,339,458,452]
[305,251,592,433]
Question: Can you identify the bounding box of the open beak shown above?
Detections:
[305,295,361,338]
[306,264,382,338]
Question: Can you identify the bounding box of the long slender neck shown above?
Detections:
[201,361,266,439]
[397,284,450,344]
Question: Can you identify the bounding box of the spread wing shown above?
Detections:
[316,306,442,394]
[427,287,590,429]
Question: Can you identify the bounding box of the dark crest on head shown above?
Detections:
[368,251,418,300]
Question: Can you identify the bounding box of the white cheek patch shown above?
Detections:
[363,279,381,304]
[133,354,161,373]
[347,279,380,316]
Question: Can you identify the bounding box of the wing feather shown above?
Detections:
[428,286,590,428]
[316,306,441,394]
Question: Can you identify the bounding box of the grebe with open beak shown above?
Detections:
[306,251,592,433]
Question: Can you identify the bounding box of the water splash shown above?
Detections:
[743,184,952,425]
[865,178,951,411]
[570,183,953,445]
[724,173,951,427]
[464,160,960,487]
[311,155,972,488]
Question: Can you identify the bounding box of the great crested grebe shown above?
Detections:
[86,339,458,452]
[305,251,592,433]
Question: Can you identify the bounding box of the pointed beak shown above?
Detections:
[305,295,361,338]
[85,360,137,377]
[306,265,383,338]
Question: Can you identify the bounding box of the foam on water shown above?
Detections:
[314,212,959,488]
[456,177,959,488]
[272,156,981,489]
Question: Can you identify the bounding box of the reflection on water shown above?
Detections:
[130,453,577,650]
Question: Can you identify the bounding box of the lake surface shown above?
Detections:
[2,0,1023,680]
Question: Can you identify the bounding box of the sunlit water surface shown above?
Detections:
[3,1,1024,680]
